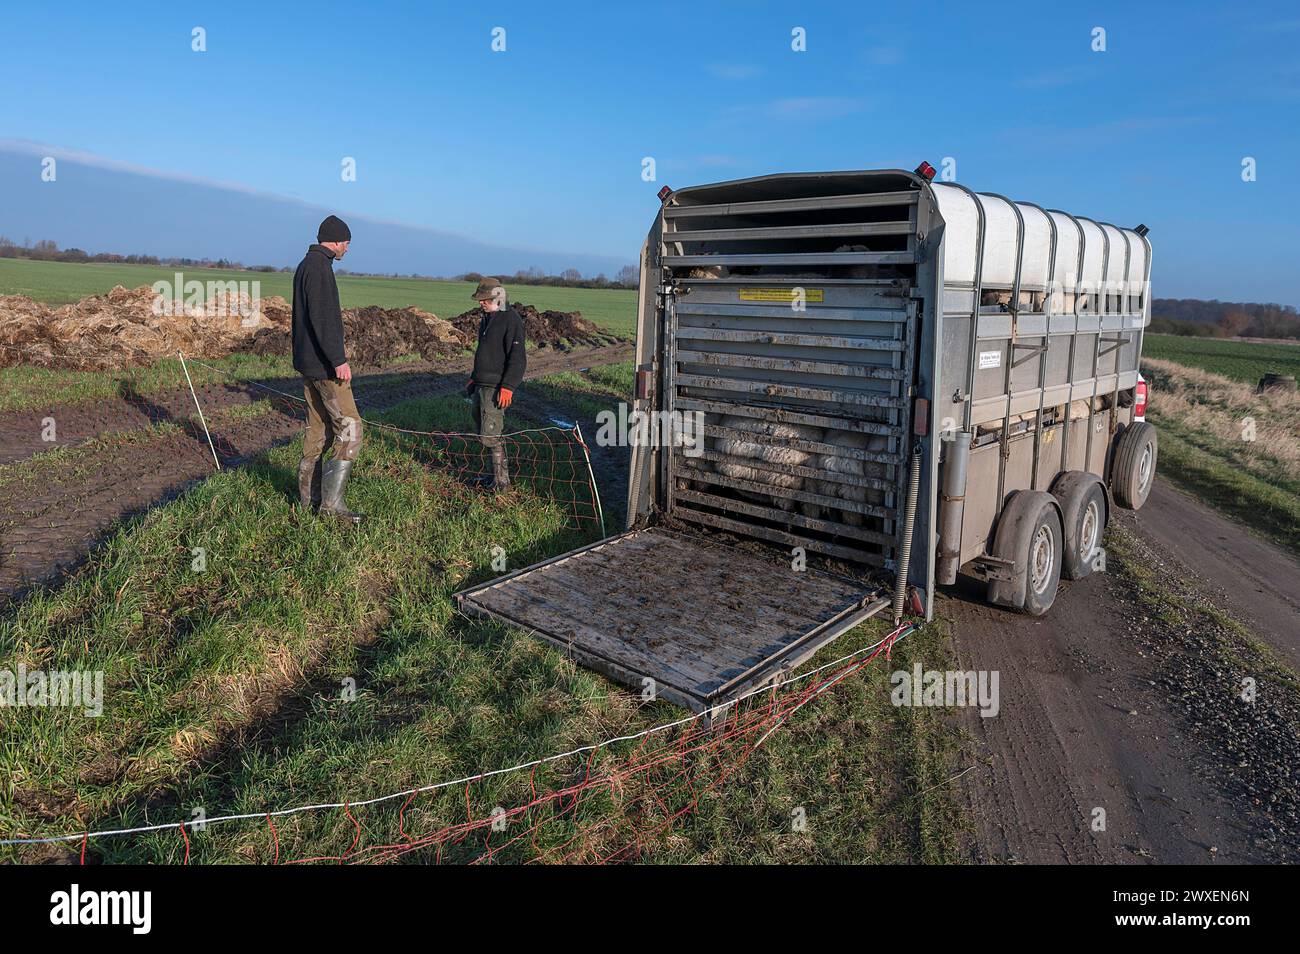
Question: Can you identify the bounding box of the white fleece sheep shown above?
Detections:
[802,429,889,527]
[713,414,824,512]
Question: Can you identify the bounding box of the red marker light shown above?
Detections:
[914,161,936,181]
[657,185,672,201]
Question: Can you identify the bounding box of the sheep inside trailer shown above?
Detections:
[457,168,1154,712]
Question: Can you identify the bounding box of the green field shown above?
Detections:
[0,258,639,338]
[1143,333,1300,384]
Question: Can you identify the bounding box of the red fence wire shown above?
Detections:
[219,626,907,865]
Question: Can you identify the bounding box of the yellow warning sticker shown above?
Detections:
[738,288,825,303]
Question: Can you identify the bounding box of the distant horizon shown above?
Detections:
[0,234,636,285]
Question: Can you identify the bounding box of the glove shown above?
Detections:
[495,387,514,409]
[465,378,476,395]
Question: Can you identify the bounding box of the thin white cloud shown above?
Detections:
[999,116,1211,150]
[708,63,761,80]
[1245,18,1300,31]
[864,45,903,66]
[724,97,867,122]
[1014,66,1091,89]
[659,154,745,176]
[695,154,742,167]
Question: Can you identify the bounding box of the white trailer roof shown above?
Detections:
[659,169,1150,296]
[930,183,1150,291]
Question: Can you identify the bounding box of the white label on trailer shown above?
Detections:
[978,350,1001,370]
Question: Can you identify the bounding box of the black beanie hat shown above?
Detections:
[317,215,351,243]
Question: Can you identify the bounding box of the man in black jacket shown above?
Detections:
[465,277,526,491]
[292,215,363,524]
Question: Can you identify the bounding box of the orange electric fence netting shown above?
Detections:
[179,355,606,535]
[10,626,913,864]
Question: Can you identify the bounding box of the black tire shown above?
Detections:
[1021,503,1063,616]
[1053,473,1108,580]
[1112,422,1158,510]
[987,490,1064,616]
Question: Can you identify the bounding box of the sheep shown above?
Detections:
[803,429,889,528]
[713,414,824,512]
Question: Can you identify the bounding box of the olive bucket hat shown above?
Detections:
[471,277,504,301]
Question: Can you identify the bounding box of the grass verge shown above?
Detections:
[1141,356,1300,556]
[1154,427,1300,557]
[1,378,964,864]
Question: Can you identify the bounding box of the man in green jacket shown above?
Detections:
[465,277,526,491]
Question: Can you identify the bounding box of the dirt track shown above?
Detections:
[1130,482,1300,671]
[951,478,1300,864]
[0,343,631,605]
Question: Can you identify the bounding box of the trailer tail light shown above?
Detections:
[914,161,936,181]
[1134,378,1148,418]
[636,369,653,400]
[913,397,929,435]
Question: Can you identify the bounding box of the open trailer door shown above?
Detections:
[455,526,889,713]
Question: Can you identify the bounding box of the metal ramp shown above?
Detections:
[455,527,888,712]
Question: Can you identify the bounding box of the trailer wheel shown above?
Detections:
[987,490,1064,616]
[1052,473,1108,580]
[1111,422,1158,510]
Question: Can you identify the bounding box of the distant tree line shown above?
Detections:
[458,265,640,290]
[1150,298,1300,340]
[0,236,287,272]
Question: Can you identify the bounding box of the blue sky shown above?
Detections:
[2,0,1298,302]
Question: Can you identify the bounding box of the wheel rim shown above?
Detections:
[1138,443,1153,494]
[1030,525,1055,595]
[1080,499,1100,562]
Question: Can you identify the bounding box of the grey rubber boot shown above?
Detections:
[491,445,511,492]
[319,459,363,524]
[298,458,322,511]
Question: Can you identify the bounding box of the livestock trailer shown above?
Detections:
[458,168,1158,712]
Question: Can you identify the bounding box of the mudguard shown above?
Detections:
[987,490,1063,610]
